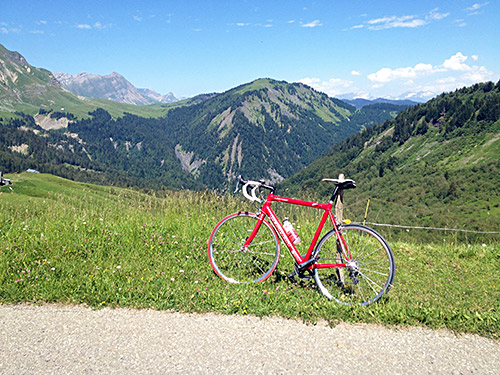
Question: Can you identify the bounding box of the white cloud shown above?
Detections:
[76,22,110,30]
[351,70,361,76]
[367,53,491,85]
[301,20,322,28]
[462,67,491,82]
[365,52,495,99]
[298,77,321,86]
[466,2,489,14]
[368,63,433,83]
[133,15,143,22]
[435,77,457,84]
[454,19,467,27]
[358,8,449,30]
[297,77,353,96]
[0,23,21,34]
[366,15,426,30]
[442,52,470,71]
[429,8,450,20]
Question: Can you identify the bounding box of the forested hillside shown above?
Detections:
[1,78,405,189]
[281,81,500,238]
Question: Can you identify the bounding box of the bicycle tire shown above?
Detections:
[208,212,280,283]
[313,224,395,305]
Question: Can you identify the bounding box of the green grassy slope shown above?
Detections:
[1,173,498,338]
[280,81,500,242]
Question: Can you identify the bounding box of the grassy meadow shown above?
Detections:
[0,173,498,339]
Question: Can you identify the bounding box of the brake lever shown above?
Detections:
[234,179,241,194]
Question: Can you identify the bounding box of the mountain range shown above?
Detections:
[0,43,410,189]
[341,97,420,109]
[0,44,175,118]
[54,71,178,105]
[0,76,405,189]
[1,43,499,238]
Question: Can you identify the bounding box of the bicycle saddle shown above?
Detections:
[322,178,356,189]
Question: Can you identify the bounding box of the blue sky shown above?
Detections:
[1,0,499,100]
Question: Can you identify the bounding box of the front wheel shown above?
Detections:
[208,212,280,283]
[313,224,395,305]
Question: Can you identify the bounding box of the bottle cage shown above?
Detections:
[241,181,263,203]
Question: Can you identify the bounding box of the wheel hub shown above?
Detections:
[346,260,360,284]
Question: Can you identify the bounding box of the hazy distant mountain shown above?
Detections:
[137,88,178,103]
[54,71,178,105]
[338,92,431,104]
[340,97,421,109]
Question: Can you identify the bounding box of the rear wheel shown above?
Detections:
[313,224,395,305]
[208,212,280,283]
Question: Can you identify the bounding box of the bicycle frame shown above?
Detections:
[243,192,353,270]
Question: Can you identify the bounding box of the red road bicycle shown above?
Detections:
[208,176,395,305]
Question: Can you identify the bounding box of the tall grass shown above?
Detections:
[1,173,499,339]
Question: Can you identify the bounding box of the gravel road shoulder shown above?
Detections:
[1,303,499,374]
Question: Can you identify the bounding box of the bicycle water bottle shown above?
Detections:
[282,218,301,245]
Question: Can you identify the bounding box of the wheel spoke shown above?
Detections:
[209,213,280,283]
[314,224,395,305]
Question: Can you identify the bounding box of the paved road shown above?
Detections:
[1,304,499,374]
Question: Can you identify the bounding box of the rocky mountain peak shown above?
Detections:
[53,71,178,106]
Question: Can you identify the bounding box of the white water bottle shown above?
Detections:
[283,218,301,245]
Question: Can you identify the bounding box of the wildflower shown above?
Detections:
[171,277,175,282]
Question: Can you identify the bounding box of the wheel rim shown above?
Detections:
[314,225,395,305]
[209,214,280,283]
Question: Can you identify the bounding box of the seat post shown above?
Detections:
[329,185,340,203]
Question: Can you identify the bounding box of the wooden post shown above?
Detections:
[335,173,345,285]
[335,173,344,223]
